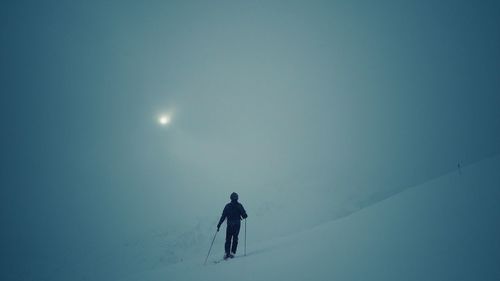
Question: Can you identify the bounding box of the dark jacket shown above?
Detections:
[217,200,248,228]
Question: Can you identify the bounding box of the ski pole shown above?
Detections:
[244,218,247,256]
[204,230,218,265]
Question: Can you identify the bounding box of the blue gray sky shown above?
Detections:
[1,1,499,280]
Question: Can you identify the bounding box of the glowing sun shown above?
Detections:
[158,115,171,126]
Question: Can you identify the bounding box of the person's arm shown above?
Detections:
[217,206,227,231]
[239,204,248,219]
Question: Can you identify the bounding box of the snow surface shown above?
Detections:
[40,156,500,281]
[115,155,500,281]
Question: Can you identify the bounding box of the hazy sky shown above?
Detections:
[1,0,499,280]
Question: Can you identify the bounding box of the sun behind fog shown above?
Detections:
[158,115,171,126]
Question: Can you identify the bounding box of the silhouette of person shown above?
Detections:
[217,192,248,259]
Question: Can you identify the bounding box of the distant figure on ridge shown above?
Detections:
[217,192,248,259]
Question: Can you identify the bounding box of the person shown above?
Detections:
[217,192,248,259]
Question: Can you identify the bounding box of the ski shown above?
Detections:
[213,254,236,264]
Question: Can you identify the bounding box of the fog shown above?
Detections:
[1,1,499,280]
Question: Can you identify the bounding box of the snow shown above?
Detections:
[116,155,500,281]
[37,156,500,281]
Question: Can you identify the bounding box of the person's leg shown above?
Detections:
[224,224,231,255]
[231,223,241,254]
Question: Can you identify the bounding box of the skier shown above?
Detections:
[217,192,248,259]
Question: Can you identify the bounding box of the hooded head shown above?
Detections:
[230,192,238,202]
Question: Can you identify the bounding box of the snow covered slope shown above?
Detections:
[123,155,500,281]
